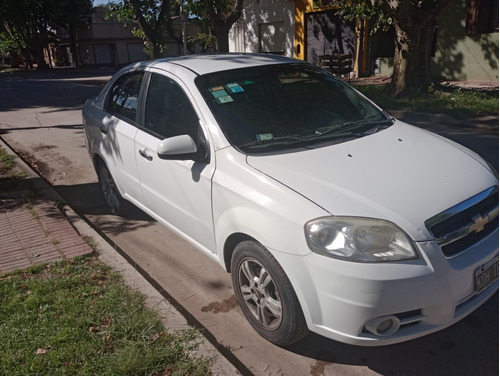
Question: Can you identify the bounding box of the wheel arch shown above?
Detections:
[223,232,258,272]
[92,153,105,171]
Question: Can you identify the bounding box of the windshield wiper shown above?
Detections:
[312,119,392,139]
[238,135,310,148]
[238,119,393,149]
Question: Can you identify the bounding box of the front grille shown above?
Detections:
[425,186,499,258]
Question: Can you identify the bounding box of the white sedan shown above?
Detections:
[82,54,498,346]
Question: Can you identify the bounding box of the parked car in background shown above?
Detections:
[82,54,498,346]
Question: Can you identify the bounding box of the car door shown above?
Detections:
[101,71,144,203]
[134,71,216,253]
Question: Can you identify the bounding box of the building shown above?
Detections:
[53,6,199,67]
[229,0,498,82]
[229,1,358,74]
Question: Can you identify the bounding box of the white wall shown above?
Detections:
[229,0,295,57]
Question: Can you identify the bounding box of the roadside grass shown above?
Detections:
[0,65,25,73]
[353,84,499,118]
[0,146,31,193]
[0,146,17,173]
[0,256,211,376]
[0,146,211,375]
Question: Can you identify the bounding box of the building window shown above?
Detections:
[466,0,499,35]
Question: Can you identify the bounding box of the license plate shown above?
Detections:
[475,256,499,293]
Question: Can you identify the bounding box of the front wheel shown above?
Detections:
[231,241,309,346]
[97,161,125,215]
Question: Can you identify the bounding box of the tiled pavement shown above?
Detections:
[0,198,93,274]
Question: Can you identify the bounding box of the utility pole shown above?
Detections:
[180,1,187,55]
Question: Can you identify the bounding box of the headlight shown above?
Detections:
[304,217,418,262]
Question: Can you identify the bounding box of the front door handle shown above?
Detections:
[139,148,153,161]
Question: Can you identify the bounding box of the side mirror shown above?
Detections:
[157,134,208,162]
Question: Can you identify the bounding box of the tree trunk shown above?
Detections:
[36,45,49,70]
[209,0,244,53]
[69,26,79,66]
[214,24,231,53]
[391,21,436,96]
[379,0,454,96]
[152,41,163,59]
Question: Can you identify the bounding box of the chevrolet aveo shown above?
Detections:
[82,54,498,346]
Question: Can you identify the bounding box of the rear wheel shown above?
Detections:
[231,241,309,346]
[97,161,125,215]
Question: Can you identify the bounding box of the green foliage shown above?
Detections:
[0,257,211,375]
[185,0,244,52]
[0,0,92,65]
[0,146,16,174]
[187,33,216,51]
[336,1,393,34]
[106,2,148,43]
[105,0,174,58]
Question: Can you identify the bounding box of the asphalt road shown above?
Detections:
[0,69,498,376]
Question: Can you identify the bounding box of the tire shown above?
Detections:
[96,161,125,215]
[231,241,309,346]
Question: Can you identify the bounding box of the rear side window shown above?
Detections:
[105,72,144,122]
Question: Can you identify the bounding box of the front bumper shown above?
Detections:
[273,228,498,346]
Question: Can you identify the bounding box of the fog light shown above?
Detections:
[365,315,400,336]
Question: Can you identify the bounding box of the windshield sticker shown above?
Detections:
[217,95,234,104]
[256,133,273,141]
[210,87,234,104]
[226,82,244,93]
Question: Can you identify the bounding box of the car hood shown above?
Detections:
[246,121,497,241]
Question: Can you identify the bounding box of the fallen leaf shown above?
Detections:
[36,348,47,355]
[101,315,112,328]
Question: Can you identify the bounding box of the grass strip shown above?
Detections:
[0,256,211,376]
[0,146,17,174]
[353,84,498,118]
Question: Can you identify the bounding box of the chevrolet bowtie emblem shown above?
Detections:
[469,214,489,234]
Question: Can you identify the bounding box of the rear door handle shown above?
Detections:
[139,148,153,161]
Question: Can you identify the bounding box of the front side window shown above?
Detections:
[144,73,199,141]
[105,71,144,122]
[196,63,391,155]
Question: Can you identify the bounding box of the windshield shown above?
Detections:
[196,63,391,155]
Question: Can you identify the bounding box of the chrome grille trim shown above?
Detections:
[425,186,499,258]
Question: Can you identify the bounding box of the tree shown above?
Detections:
[340,0,454,96]
[186,0,244,53]
[106,0,173,59]
[0,0,92,69]
[54,0,93,66]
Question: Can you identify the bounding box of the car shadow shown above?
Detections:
[55,181,155,226]
[285,291,498,375]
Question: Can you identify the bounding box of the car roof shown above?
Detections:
[147,53,297,76]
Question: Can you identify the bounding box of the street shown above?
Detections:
[0,69,498,376]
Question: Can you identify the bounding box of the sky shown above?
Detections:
[93,0,117,6]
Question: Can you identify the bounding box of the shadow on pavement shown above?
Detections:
[287,291,498,375]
